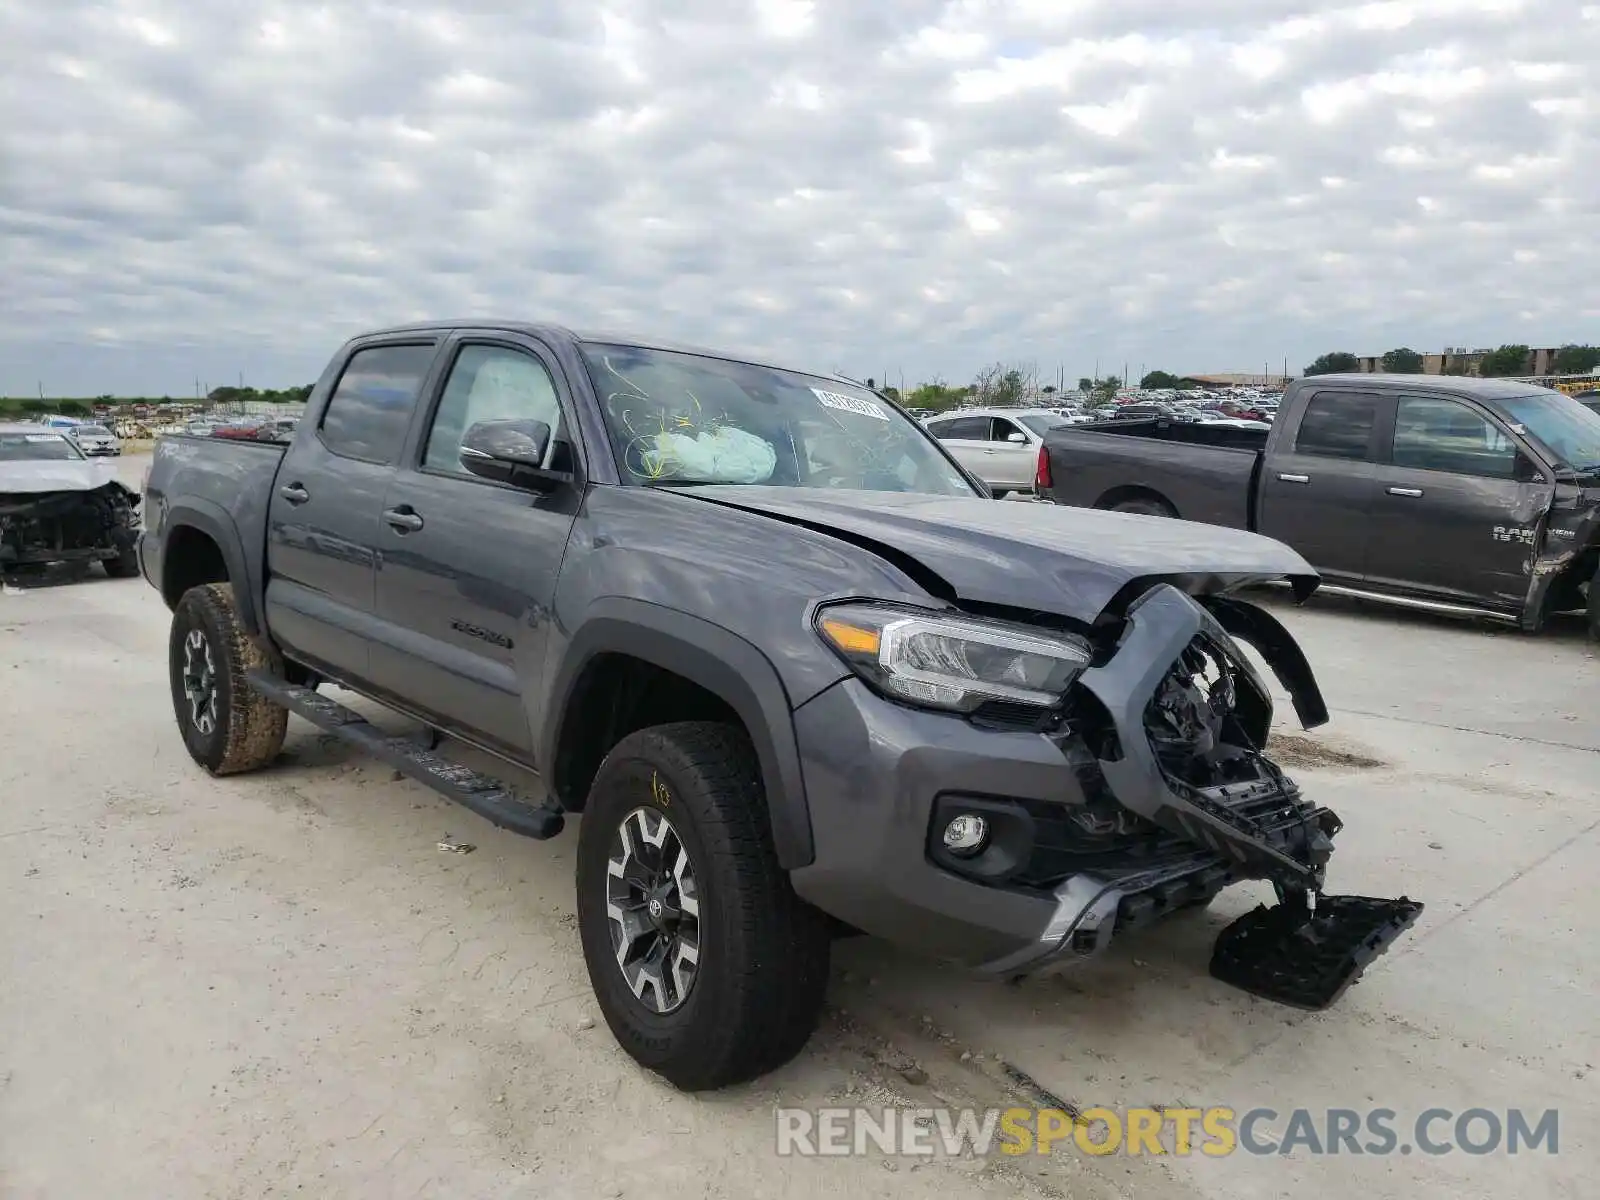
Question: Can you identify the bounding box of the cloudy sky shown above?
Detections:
[2,0,1595,397]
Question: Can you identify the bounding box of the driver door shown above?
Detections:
[368,334,583,762]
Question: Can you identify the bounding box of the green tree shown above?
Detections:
[879,385,901,401]
[1480,344,1531,377]
[1381,347,1425,374]
[1553,344,1600,374]
[19,399,48,415]
[57,400,90,416]
[1076,377,1095,393]
[1041,384,1057,395]
[994,369,1026,407]
[1304,352,1360,376]
[1090,376,1121,404]
[1140,369,1183,389]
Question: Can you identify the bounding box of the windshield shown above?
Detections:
[0,432,84,462]
[76,425,112,436]
[1496,392,1600,472]
[1016,414,1069,437]
[580,343,978,496]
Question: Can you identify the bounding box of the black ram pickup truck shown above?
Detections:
[1037,375,1600,637]
[138,322,1421,1089]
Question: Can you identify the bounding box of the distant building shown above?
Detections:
[1178,373,1292,389]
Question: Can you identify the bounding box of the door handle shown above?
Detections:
[1277,473,1310,484]
[982,448,998,454]
[1387,487,1424,498]
[278,483,309,505]
[383,506,424,533]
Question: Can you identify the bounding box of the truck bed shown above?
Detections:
[139,433,286,618]
[1040,420,1265,530]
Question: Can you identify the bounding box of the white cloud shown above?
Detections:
[0,0,1593,394]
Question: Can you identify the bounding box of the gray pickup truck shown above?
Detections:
[1037,375,1600,637]
[138,321,1420,1089]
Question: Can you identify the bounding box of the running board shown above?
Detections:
[1263,580,1517,624]
[244,669,565,840]
[1209,893,1424,1009]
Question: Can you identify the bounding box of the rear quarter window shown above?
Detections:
[1294,392,1379,460]
[319,343,437,463]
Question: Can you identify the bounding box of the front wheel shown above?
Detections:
[103,543,140,578]
[575,722,831,1091]
[168,583,288,775]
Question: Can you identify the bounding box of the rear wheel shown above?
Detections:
[167,583,287,775]
[575,722,831,1091]
[1110,495,1177,518]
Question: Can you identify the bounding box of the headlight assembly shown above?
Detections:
[815,602,1092,714]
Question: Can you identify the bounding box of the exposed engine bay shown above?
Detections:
[0,484,141,575]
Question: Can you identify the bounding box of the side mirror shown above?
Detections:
[459,419,569,492]
[1005,431,1027,444]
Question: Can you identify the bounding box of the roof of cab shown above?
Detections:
[353,320,850,384]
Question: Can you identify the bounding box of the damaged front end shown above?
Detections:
[1010,584,1422,1008]
[0,484,141,575]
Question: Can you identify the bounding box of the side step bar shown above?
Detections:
[245,669,565,840]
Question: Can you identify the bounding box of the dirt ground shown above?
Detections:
[2,453,1594,1199]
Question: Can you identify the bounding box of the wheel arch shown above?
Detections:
[1094,484,1179,516]
[541,599,814,869]
[160,501,262,636]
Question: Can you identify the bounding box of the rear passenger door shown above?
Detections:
[1256,390,1382,582]
[1365,393,1553,606]
[368,335,584,761]
[265,340,440,684]
[985,416,1038,489]
[926,415,997,484]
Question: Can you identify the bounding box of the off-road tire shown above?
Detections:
[103,544,140,578]
[168,583,287,775]
[1111,495,1177,518]
[575,722,831,1091]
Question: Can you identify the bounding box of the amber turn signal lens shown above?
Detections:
[819,617,881,656]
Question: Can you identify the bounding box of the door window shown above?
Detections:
[929,416,989,440]
[1294,392,1379,460]
[989,418,1028,443]
[1392,396,1517,479]
[319,343,436,464]
[423,344,565,477]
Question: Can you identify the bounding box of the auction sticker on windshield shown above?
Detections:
[812,388,889,421]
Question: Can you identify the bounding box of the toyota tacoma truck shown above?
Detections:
[1036,375,1600,637]
[138,322,1421,1090]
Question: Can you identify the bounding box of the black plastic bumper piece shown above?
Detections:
[1209,894,1425,1010]
[244,669,565,840]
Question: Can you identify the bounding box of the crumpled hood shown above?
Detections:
[0,459,122,495]
[682,487,1319,621]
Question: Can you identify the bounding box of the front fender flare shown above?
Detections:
[540,598,815,869]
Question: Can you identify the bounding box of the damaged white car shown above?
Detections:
[0,424,141,579]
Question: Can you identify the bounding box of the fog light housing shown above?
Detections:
[942,814,989,856]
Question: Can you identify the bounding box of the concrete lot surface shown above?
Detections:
[2,458,1594,1198]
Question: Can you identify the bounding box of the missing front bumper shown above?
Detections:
[1209,893,1425,1009]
